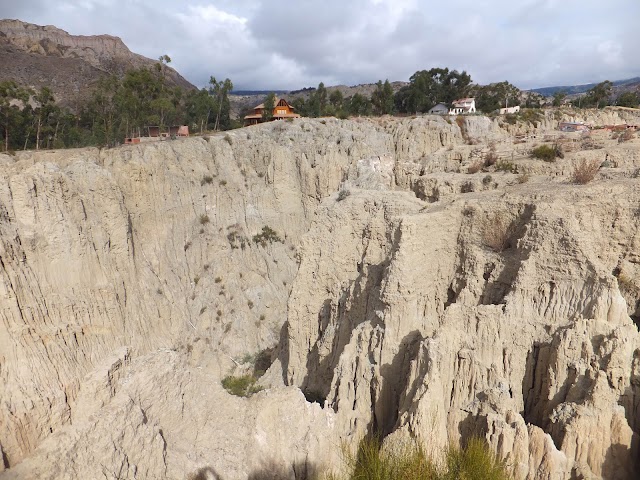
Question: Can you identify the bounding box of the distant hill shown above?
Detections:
[0,19,195,108]
[530,77,640,97]
[231,90,289,96]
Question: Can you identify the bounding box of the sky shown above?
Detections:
[1,0,639,91]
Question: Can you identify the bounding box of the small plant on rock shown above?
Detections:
[221,374,263,397]
[253,226,282,247]
[201,175,214,186]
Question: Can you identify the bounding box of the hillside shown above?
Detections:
[530,76,640,97]
[0,19,195,107]
[1,108,640,479]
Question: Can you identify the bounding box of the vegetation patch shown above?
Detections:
[530,144,562,162]
[227,225,248,250]
[482,212,516,252]
[331,436,509,480]
[221,374,263,397]
[253,226,283,247]
[495,160,517,173]
[571,159,600,184]
[201,175,215,186]
[467,161,483,174]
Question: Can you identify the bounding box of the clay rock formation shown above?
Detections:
[0,19,194,105]
[1,110,640,479]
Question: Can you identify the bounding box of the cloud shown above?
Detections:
[1,0,639,90]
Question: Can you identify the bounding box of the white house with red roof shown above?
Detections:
[449,98,476,115]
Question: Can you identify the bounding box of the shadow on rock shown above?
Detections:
[248,460,320,480]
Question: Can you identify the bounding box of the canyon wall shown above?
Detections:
[1,109,640,479]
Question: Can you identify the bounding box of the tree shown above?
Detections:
[186,88,215,133]
[394,68,472,113]
[262,92,276,122]
[208,77,234,130]
[347,93,372,116]
[0,81,30,151]
[582,81,612,108]
[371,80,394,115]
[616,91,639,108]
[472,81,520,113]
[552,91,567,107]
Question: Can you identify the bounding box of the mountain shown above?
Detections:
[0,19,195,107]
[530,76,640,97]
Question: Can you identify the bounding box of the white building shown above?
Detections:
[428,103,449,114]
[449,98,476,115]
[499,106,520,114]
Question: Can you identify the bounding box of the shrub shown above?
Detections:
[484,150,499,167]
[482,175,493,186]
[201,175,214,186]
[530,144,558,162]
[227,229,248,250]
[445,438,509,480]
[619,129,635,143]
[194,275,200,285]
[337,189,351,201]
[214,276,222,283]
[247,300,254,309]
[253,226,283,247]
[467,161,483,174]
[335,435,508,480]
[517,172,530,184]
[219,179,227,186]
[221,374,263,397]
[495,160,517,173]
[571,159,600,184]
[482,212,515,252]
[199,214,210,225]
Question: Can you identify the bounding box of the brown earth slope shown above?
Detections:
[0,19,195,107]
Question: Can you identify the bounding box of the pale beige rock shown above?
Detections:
[2,111,640,479]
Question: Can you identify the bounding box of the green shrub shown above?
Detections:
[201,175,214,186]
[253,226,283,247]
[221,374,263,397]
[199,214,210,225]
[530,144,557,161]
[495,160,517,173]
[335,435,508,480]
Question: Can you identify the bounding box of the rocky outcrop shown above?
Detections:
[1,111,640,479]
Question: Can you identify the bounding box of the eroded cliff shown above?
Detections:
[1,109,640,479]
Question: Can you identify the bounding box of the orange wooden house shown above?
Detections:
[244,98,301,126]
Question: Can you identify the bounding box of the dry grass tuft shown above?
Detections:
[467,161,483,174]
[571,159,600,184]
[482,212,516,252]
